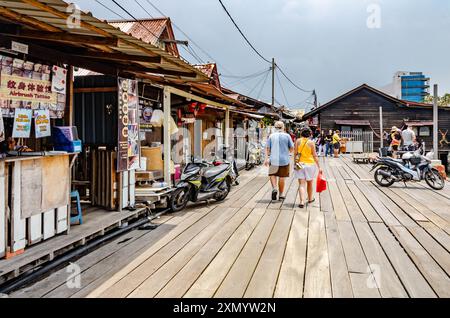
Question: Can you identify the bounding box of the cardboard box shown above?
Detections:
[141,146,163,171]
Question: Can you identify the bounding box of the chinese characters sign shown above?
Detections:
[0,75,57,104]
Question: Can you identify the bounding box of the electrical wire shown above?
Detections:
[144,0,238,77]
[226,69,269,88]
[109,0,161,40]
[275,68,290,106]
[220,68,270,79]
[276,64,314,93]
[257,71,270,100]
[134,0,155,18]
[217,0,271,64]
[95,0,128,19]
[248,70,270,96]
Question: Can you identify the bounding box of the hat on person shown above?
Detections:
[391,126,398,132]
[274,121,285,130]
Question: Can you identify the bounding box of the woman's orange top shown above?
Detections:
[297,138,315,164]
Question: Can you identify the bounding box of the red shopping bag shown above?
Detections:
[316,172,327,193]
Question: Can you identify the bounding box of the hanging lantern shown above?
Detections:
[199,103,207,112]
[188,102,197,113]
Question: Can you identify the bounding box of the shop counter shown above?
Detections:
[0,153,72,258]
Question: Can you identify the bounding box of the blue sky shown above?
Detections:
[72,0,450,109]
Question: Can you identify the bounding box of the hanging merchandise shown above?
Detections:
[149,109,164,127]
[34,109,51,138]
[51,65,67,95]
[12,108,32,138]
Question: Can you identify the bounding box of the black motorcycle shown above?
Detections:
[169,159,234,212]
[371,149,445,190]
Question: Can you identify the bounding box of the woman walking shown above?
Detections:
[294,128,323,208]
[332,130,341,158]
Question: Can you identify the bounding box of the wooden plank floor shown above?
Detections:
[10,156,450,298]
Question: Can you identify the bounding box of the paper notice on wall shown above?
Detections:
[12,108,32,138]
[51,65,67,95]
[34,109,51,138]
[0,115,4,142]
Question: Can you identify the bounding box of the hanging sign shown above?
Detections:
[117,77,140,171]
[11,41,29,54]
[34,109,51,138]
[51,66,67,95]
[0,74,57,104]
[12,108,32,138]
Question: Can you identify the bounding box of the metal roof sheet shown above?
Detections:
[0,0,206,81]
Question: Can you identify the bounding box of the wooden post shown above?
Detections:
[225,108,230,148]
[163,86,172,185]
[64,66,74,126]
[433,84,439,160]
[379,106,383,148]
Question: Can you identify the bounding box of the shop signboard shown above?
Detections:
[0,74,57,104]
[117,77,140,171]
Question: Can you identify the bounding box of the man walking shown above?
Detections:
[402,125,416,151]
[265,121,294,201]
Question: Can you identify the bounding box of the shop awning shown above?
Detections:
[0,0,208,81]
[230,110,264,119]
[405,121,434,127]
[335,120,371,126]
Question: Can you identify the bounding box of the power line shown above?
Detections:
[95,0,127,19]
[275,68,290,106]
[217,0,271,64]
[134,0,154,18]
[220,68,270,79]
[109,0,161,40]
[276,64,314,93]
[144,0,238,77]
[248,70,270,96]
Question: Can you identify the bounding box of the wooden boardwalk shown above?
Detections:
[11,156,450,298]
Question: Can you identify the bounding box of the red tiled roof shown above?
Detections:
[108,18,179,57]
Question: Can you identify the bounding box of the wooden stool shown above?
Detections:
[70,190,83,225]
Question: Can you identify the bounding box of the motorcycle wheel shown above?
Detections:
[169,187,190,212]
[425,169,445,190]
[215,182,231,202]
[374,167,395,187]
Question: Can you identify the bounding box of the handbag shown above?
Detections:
[294,140,308,171]
[316,172,327,193]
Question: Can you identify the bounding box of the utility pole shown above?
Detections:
[313,90,317,109]
[271,58,275,107]
[433,84,439,160]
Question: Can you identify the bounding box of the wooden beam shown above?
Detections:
[73,87,117,93]
[0,30,119,46]
[0,6,60,32]
[0,36,118,76]
[21,0,112,37]
[73,51,161,64]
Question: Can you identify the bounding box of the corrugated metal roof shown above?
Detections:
[0,0,205,81]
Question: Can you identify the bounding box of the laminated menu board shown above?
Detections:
[34,109,51,138]
[117,77,140,171]
[12,108,32,138]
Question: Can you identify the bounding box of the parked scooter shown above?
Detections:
[245,141,263,170]
[169,158,234,212]
[371,146,445,190]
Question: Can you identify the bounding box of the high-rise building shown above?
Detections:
[395,72,430,103]
[381,71,430,103]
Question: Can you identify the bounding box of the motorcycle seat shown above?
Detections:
[203,164,229,178]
